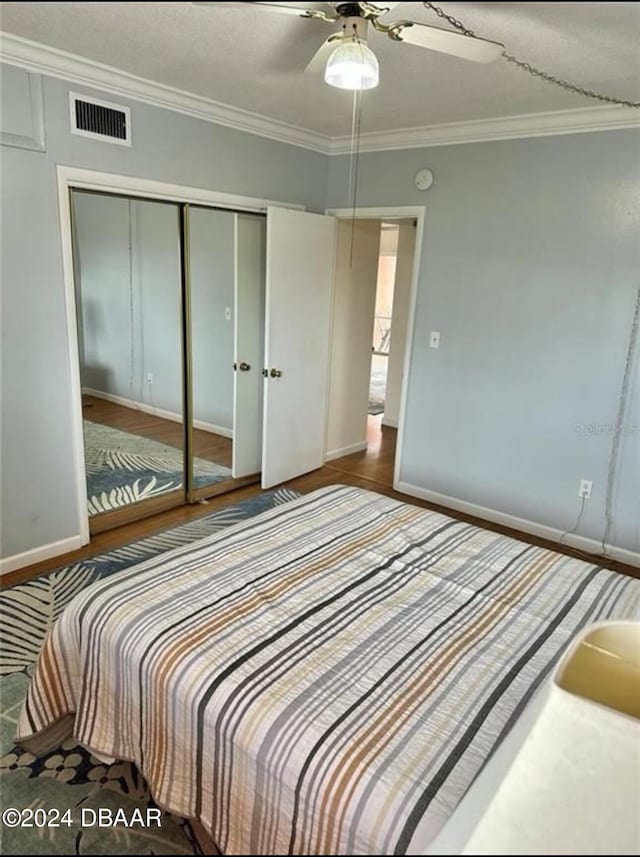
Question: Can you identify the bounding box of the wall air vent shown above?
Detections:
[69,92,131,146]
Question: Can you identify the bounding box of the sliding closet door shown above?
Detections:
[262,206,336,488]
[233,213,266,478]
[188,207,237,498]
[72,192,183,528]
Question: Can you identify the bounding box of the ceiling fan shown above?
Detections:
[195,2,504,91]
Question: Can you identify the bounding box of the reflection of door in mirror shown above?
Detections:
[188,208,235,499]
[72,190,184,527]
[189,208,265,498]
[233,213,265,480]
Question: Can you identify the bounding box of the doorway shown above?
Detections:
[368,222,399,419]
[325,209,422,488]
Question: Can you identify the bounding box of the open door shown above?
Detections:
[232,213,266,478]
[261,206,336,488]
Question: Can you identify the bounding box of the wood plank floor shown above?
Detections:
[3,414,637,586]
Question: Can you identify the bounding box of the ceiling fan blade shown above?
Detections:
[392,21,504,63]
[194,2,318,16]
[304,33,344,74]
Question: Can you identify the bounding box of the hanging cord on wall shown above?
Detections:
[558,496,587,547]
[422,2,640,108]
[600,284,640,557]
[557,286,640,559]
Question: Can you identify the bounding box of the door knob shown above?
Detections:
[238,362,251,371]
[270,368,282,378]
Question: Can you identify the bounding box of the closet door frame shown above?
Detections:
[180,203,195,504]
[58,165,303,545]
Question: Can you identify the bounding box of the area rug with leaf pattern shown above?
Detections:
[83,420,232,517]
[0,487,300,855]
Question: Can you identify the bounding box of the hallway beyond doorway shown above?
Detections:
[368,355,388,415]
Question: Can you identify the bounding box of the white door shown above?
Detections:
[233,213,266,478]
[261,206,336,488]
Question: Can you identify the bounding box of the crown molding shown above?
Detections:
[329,105,640,154]
[0,32,332,154]
[2,32,638,158]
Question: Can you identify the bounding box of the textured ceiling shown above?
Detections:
[1,2,638,136]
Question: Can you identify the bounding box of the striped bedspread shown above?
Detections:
[17,486,639,854]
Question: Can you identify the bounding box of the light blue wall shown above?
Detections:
[328,130,640,554]
[1,66,328,559]
[2,58,638,561]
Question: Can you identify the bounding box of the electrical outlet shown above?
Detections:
[578,479,593,500]
[146,373,153,384]
[429,331,441,349]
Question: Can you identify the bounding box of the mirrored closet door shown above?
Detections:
[187,207,265,499]
[70,187,334,535]
[72,190,186,529]
[232,213,265,480]
[187,206,236,500]
[71,191,267,533]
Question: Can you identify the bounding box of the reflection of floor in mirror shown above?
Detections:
[82,395,232,465]
[81,396,233,515]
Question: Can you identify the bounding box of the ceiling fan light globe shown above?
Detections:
[324,39,379,91]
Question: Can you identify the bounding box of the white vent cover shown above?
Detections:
[69,92,131,146]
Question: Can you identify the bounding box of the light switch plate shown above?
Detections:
[430,331,440,349]
[224,307,232,321]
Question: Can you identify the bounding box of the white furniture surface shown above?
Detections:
[420,621,640,855]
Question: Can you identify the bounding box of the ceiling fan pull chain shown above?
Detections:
[422,2,477,38]
[422,1,640,108]
[501,54,640,107]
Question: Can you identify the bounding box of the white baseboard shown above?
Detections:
[325,440,368,462]
[382,417,398,428]
[395,481,640,569]
[83,388,234,439]
[1,535,85,577]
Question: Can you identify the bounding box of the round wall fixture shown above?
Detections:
[414,168,434,191]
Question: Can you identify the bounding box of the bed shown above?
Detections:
[17,485,640,855]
